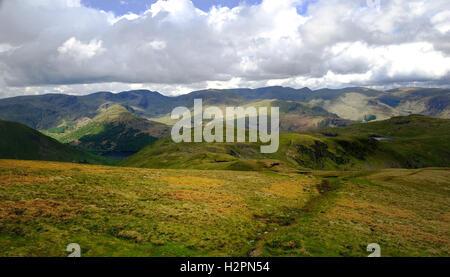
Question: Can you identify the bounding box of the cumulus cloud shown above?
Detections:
[0,0,449,97]
[58,37,105,62]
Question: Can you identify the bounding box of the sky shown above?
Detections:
[81,0,263,14]
[0,0,449,97]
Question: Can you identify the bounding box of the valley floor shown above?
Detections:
[0,159,448,257]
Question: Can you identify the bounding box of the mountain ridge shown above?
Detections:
[0,86,448,144]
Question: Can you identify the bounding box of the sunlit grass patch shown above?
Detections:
[0,199,80,220]
[0,159,113,173]
[263,180,314,199]
[159,176,225,189]
[367,168,450,193]
[330,198,415,219]
[167,190,242,205]
[0,174,52,187]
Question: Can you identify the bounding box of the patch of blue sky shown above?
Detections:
[296,0,317,15]
[81,0,263,15]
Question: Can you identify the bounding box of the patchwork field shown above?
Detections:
[0,159,448,257]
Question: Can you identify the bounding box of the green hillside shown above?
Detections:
[43,104,170,155]
[311,115,450,168]
[122,115,450,171]
[0,119,112,164]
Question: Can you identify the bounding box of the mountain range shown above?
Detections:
[1,86,447,127]
[0,86,448,157]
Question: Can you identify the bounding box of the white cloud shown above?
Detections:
[148,40,167,50]
[108,12,140,24]
[147,0,205,21]
[0,43,18,54]
[326,41,450,81]
[0,0,449,97]
[57,37,105,62]
[431,10,450,34]
[66,0,81,8]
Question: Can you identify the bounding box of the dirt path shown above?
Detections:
[248,179,334,257]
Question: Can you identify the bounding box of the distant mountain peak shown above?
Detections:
[119,89,164,96]
[95,104,137,123]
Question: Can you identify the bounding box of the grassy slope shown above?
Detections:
[43,105,169,154]
[0,160,447,257]
[312,115,450,168]
[259,168,450,257]
[122,115,450,171]
[0,120,113,165]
